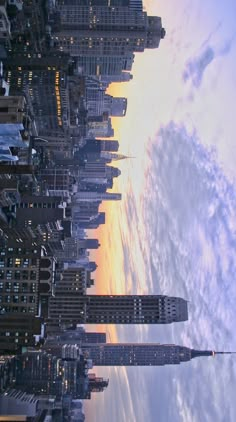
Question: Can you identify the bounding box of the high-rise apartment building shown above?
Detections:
[15,195,66,227]
[51,5,165,61]
[0,243,55,352]
[4,54,70,134]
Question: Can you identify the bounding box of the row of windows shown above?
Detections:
[2,248,39,254]
[0,294,36,302]
[18,202,57,208]
[0,271,37,280]
[0,258,38,268]
[0,338,28,344]
[0,306,35,313]
[2,331,29,336]
[0,282,37,292]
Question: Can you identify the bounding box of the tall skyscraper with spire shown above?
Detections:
[43,330,234,367]
[81,343,233,366]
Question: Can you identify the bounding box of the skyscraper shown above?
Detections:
[51,5,166,60]
[4,55,69,134]
[81,343,234,366]
[49,293,188,327]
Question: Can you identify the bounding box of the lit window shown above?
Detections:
[15,258,21,267]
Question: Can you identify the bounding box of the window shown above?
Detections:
[5,282,11,292]
[13,283,19,292]
[7,258,13,267]
[22,271,28,280]
[23,259,29,268]
[30,270,37,280]
[15,258,21,267]
[6,270,12,280]
[22,283,28,292]
[30,283,36,293]
[15,271,21,280]
[21,295,27,303]
[20,307,27,313]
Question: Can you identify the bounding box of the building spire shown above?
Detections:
[191,349,236,359]
[101,151,135,161]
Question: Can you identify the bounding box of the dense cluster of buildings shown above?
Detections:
[0,1,230,421]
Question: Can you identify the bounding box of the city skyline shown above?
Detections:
[87,0,236,421]
[0,1,173,420]
[0,0,235,420]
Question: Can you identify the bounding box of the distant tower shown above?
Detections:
[47,327,106,345]
[110,97,127,116]
[75,192,122,202]
[104,96,127,116]
[78,238,100,249]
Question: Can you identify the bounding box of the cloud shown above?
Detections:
[182,36,235,88]
[139,122,236,421]
[183,46,215,87]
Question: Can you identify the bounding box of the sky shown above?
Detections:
[85,1,236,421]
